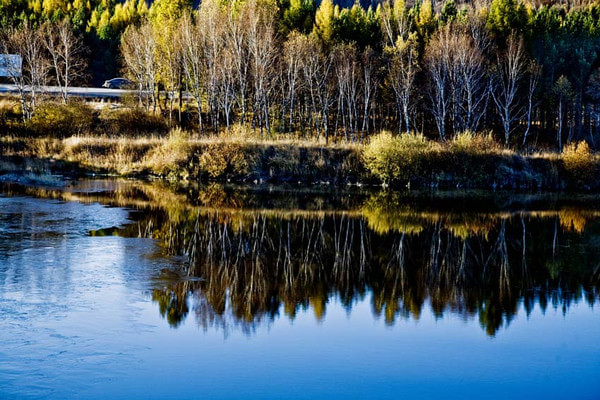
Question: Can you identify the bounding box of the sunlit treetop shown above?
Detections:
[313,0,338,45]
[148,0,192,28]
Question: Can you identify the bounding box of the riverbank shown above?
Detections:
[1,130,599,190]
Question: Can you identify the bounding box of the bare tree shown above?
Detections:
[226,4,250,124]
[379,0,409,48]
[491,33,526,147]
[553,75,574,151]
[333,43,360,142]
[522,61,541,146]
[318,52,336,144]
[179,13,206,132]
[247,0,278,136]
[218,47,237,130]
[301,35,322,136]
[380,0,418,135]
[282,32,307,133]
[0,24,50,120]
[301,34,333,142]
[425,25,452,140]
[197,0,226,132]
[388,33,419,135]
[121,22,158,112]
[361,46,379,140]
[454,22,490,133]
[427,22,490,137]
[43,20,87,103]
[0,32,28,119]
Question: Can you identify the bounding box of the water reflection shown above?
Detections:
[3,181,600,336]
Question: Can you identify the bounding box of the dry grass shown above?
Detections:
[0,126,361,179]
[194,125,360,150]
[142,127,191,176]
[528,151,562,160]
[0,97,20,110]
[2,122,598,188]
[448,131,504,155]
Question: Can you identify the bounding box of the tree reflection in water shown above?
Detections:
[133,189,600,336]
[3,181,599,336]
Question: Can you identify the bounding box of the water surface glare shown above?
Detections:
[0,182,599,399]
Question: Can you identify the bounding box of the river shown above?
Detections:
[0,179,599,399]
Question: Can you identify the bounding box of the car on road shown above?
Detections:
[102,78,133,89]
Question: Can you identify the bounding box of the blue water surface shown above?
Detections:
[0,193,598,400]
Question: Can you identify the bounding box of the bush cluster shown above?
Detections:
[1,98,171,138]
[449,131,500,154]
[198,142,251,179]
[145,127,192,177]
[362,132,431,183]
[29,101,95,137]
[562,141,597,184]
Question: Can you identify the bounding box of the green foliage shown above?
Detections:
[280,0,316,36]
[313,0,381,48]
[553,75,574,103]
[413,0,435,41]
[440,0,457,24]
[313,0,336,45]
[335,3,380,48]
[0,0,31,27]
[149,0,191,28]
[486,0,528,39]
[362,132,430,183]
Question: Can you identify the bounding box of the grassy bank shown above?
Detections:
[1,99,599,190]
[0,129,362,184]
[2,129,599,190]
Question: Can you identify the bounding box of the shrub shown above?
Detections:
[144,127,191,176]
[26,137,62,158]
[29,101,95,137]
[450,131,500,154]
[362,132,430,183]
[198,142,251,179]
[100,107,167,137]
[0,99,22,125]
[443,131,503,184]
[562,141,597,183]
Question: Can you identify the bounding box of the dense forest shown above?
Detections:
[2,0,600,149]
